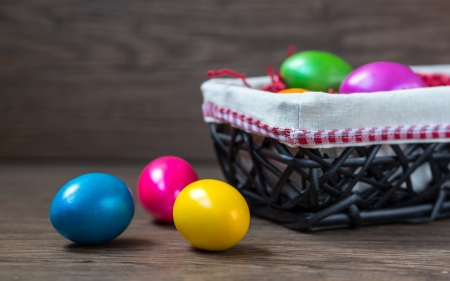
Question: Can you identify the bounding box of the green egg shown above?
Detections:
[280,50,353,92]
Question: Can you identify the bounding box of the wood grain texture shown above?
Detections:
[1,0,450,160]
[2,163,450,280]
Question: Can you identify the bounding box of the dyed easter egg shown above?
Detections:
[280,50,353,92]
[137,156,198,222]
[339,62,425,94]
[173,179,250,251]
[49,173,135,245]
[277,88,309,94]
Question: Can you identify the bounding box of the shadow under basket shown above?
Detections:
[210,123,450,231]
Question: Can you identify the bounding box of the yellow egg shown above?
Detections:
[173,179,250,251]
[277,88,309,94]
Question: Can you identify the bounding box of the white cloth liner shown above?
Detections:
[202,64,450,148]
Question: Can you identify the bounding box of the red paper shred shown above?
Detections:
[262,66,286,93]
[287,44,296,58]
[207,69,251,88]
[419,73,450,87]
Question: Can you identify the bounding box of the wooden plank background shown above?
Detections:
[1,0,450,161]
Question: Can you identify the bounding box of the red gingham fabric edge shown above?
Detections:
[202,102,450,147]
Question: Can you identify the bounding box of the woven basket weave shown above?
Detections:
[210,123,450,231]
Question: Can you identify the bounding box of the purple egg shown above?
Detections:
[339,62,425,94]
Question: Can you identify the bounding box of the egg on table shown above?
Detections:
[137,156,198,222]
[49,173,135,245]
[173,179,250,251]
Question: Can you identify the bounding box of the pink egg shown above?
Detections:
[339,62,425,94]
[137,156,198,222]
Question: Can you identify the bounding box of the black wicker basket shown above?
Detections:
[210,123,450,231]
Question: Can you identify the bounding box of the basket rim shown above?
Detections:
[202,64,450,148]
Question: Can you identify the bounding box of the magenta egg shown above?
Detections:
[339,62,425,94]
[137,156,198,222]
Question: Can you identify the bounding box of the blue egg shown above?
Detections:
[50,173,135,245]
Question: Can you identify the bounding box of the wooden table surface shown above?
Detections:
[2,162,450,280]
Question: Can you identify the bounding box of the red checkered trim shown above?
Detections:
[202,102,450,147]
